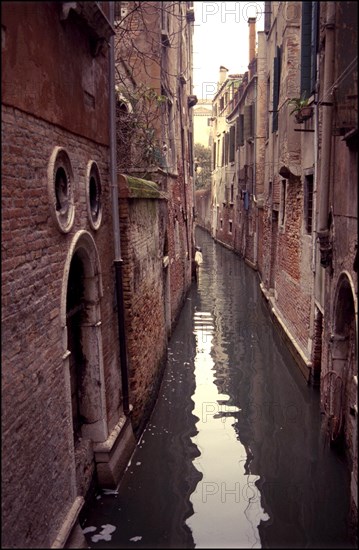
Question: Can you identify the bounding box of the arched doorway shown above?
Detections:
[323,273,357,449]
[61,232,108,456]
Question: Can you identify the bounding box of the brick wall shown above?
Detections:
[167,168,193,324]
[1,105,122,548]
[118,187,168,433]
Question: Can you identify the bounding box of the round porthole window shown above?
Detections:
[86,161,102,230]
[48,147,75,233]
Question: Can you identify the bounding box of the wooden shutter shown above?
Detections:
[300,2,312,97]
[229,125,235,162]
[244,105,253,139]
[310,2,319,93]
[272,48,280,133]
[239,114,244,145]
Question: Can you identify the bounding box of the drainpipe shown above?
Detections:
[317,2,335,268]
[109,2,130,416]
[253,75,258,267]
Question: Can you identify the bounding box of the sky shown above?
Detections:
[192,1,265,99]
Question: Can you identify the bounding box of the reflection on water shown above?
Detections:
[187,310,269,547]
[81,227,353,549]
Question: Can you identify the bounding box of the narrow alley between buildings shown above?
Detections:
[81,228,353,549]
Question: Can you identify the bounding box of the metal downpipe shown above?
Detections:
[317,2,336,268]
[109,2,130,416]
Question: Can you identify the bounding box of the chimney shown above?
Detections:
[219,65,228,85]
[248,17,256,64]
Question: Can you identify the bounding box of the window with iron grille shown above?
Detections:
[304,174,314,234]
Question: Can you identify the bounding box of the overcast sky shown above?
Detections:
[192,2,265,99]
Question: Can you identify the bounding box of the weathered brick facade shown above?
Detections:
[2,3,137,548]
[203,2,357,533]
[118,175,168,433]
[315,2,358,532]
[113,1,197,423]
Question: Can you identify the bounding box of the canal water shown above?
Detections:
[81,227,353,548]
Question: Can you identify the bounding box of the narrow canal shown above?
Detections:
[81,227,353,549]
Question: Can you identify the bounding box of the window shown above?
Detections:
[213,142,216,170]
[280,179,286,226]
[229,125,235,163]
[162,92,176,171]
[264,0,271,33]
[300,2,318,98]
[266,76,270,139]
[48,147,75,233]
[225,132,229,165]
[114,1,129,22]
[86,161,102,230]
[188,130,193,176]
[161,2,171,46]
[272,46,281,133]
[304,174,314,234]
[244,104,253,140]
[229,220,233,234]
[221,132,225,166]
[238,114,244,146]
[174,218,180,258]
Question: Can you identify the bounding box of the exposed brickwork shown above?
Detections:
[118,189,168,433]
[1,105,122,547]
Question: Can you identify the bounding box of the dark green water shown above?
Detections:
[81,228,353,548]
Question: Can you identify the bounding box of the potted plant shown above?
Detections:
[288,94,313,123]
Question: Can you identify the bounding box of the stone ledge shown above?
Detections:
[94,415,136,488]
[260,282,312,382]
[51,496,85,549]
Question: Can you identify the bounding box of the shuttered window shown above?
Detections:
[244,105,253,139]
[238,115,244,146]
[301,1,318,97]
[272,46,281,133]
[225,132,229,165]
[229,125,235,162]
[236,117,240,148]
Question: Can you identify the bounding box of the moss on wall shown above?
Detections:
[126,176,165,199]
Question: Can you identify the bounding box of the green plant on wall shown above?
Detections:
[115,84,168,171]
[287,92,313,123]
[288,93,310,115]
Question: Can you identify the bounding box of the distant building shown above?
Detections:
[1,1,197,547]
[204,2,358,536]
[193,99,213,148]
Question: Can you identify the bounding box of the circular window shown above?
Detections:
[86,161,102,230]
[48,147,75,233]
